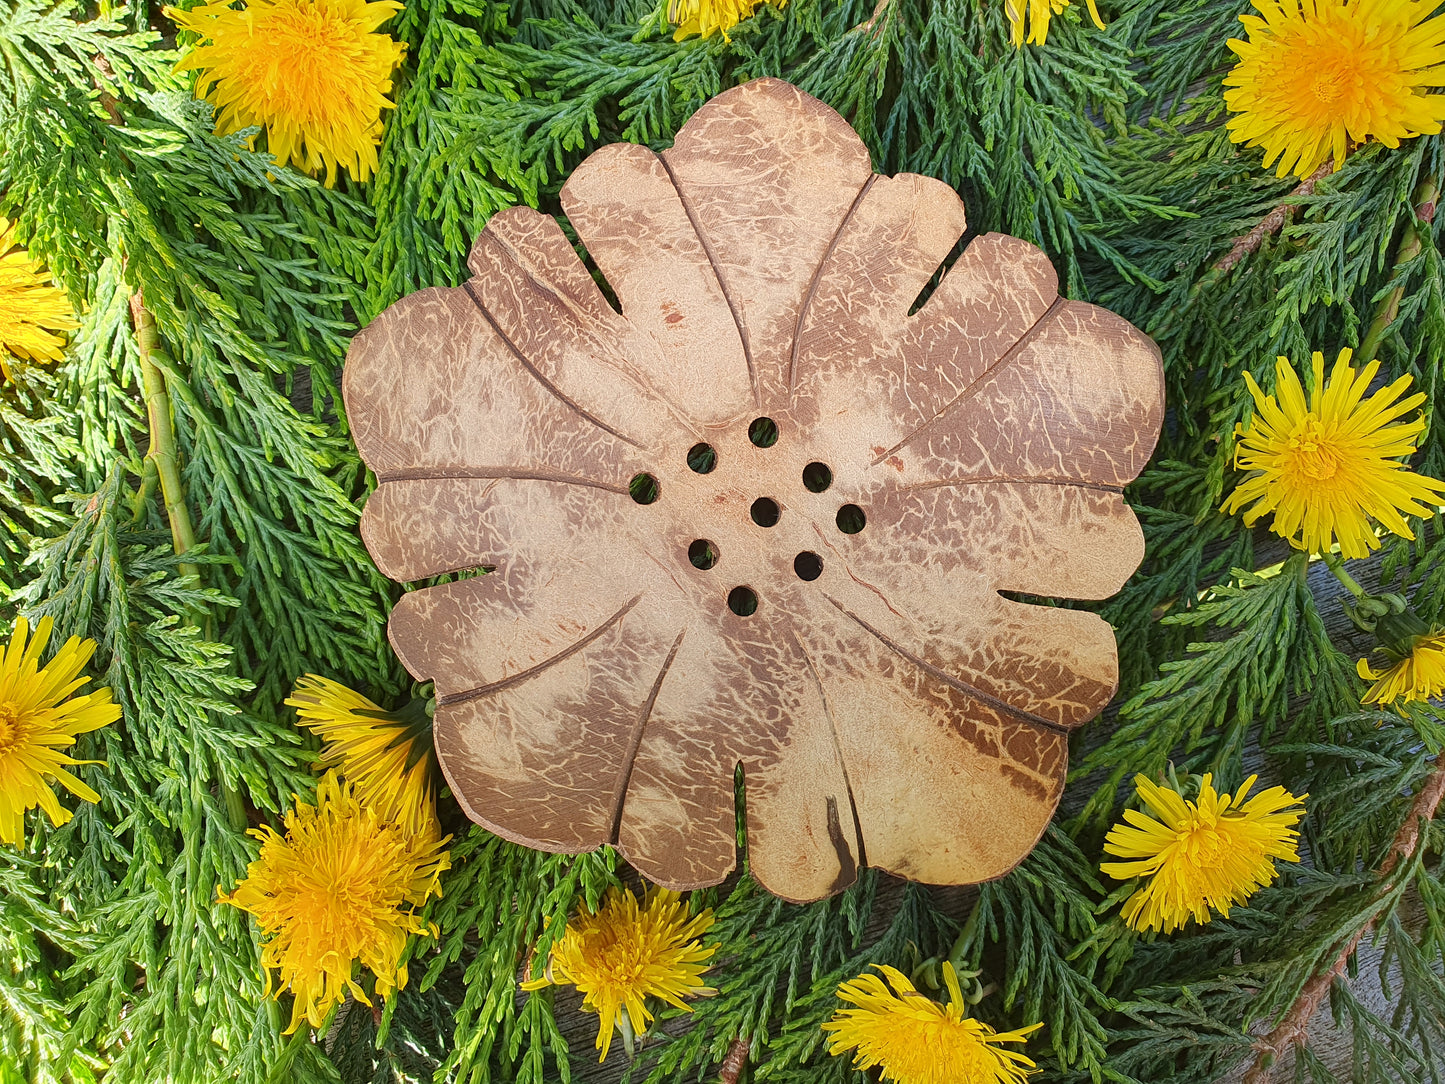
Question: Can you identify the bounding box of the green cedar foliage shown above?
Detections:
[1,0,1443,1081]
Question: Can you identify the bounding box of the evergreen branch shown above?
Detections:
[1264,143,1429,339]
[425,831,617,1083]
[961,827,1114,1076]
[1146,160,1332,344]
[1072,556,1355,830]
[1240,755,1445,1084]
[854,0,890,33]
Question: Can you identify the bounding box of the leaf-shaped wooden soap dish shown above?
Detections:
[344,78,1164,904]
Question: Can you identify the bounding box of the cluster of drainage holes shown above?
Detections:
[688,419,778,476]
[643,418,864,615]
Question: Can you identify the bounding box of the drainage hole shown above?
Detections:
[802,461,833,493]
[794,551,823,581]
[836,503,866,534]
[750,497,780,527]
[630,473,660,505]
[727,585,759,617]
[687,443,717,474]
[748,417,779,448]
[688,539,718,570]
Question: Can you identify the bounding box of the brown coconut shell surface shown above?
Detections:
[343,77,1165,904]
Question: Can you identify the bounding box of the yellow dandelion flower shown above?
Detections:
[823,961,1042,1084]
[285,674,437,837]
[1221,349,1445,559]
[1101,773,1306,934]
[1358,628,1445,706]
[1224,0,1445,179]
[667,0,783,41]
[0,616,121,847]
[1004,0,1105,47]
[0,218,79,377]
[521,885,717,1062]
[217,771,450,1033]
[167,0,407,186]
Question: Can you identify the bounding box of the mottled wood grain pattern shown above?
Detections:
[343,78,1165,904]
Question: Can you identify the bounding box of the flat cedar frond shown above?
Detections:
[1071,557,1355,830]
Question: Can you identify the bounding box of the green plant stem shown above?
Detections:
[261,1022,312,1084]
[131,289,236,839]
[129,290,199,583]
[1320,552,1365,599]
[222,785,247,833]
[1358,176,1439,364]
[128,456,158,525]
[947,897,984,973]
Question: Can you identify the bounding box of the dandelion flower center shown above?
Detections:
[1178,820,1231,870]
[1270,18,1389,128]
[1285,416,1343,481]
[588,928,650,988]
[1311,71,1345,105]
[278,822,417,960]
[0,704,23,754]
[293,858,368,927]
[236,4,376,124]
[1224,0,1445,179]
